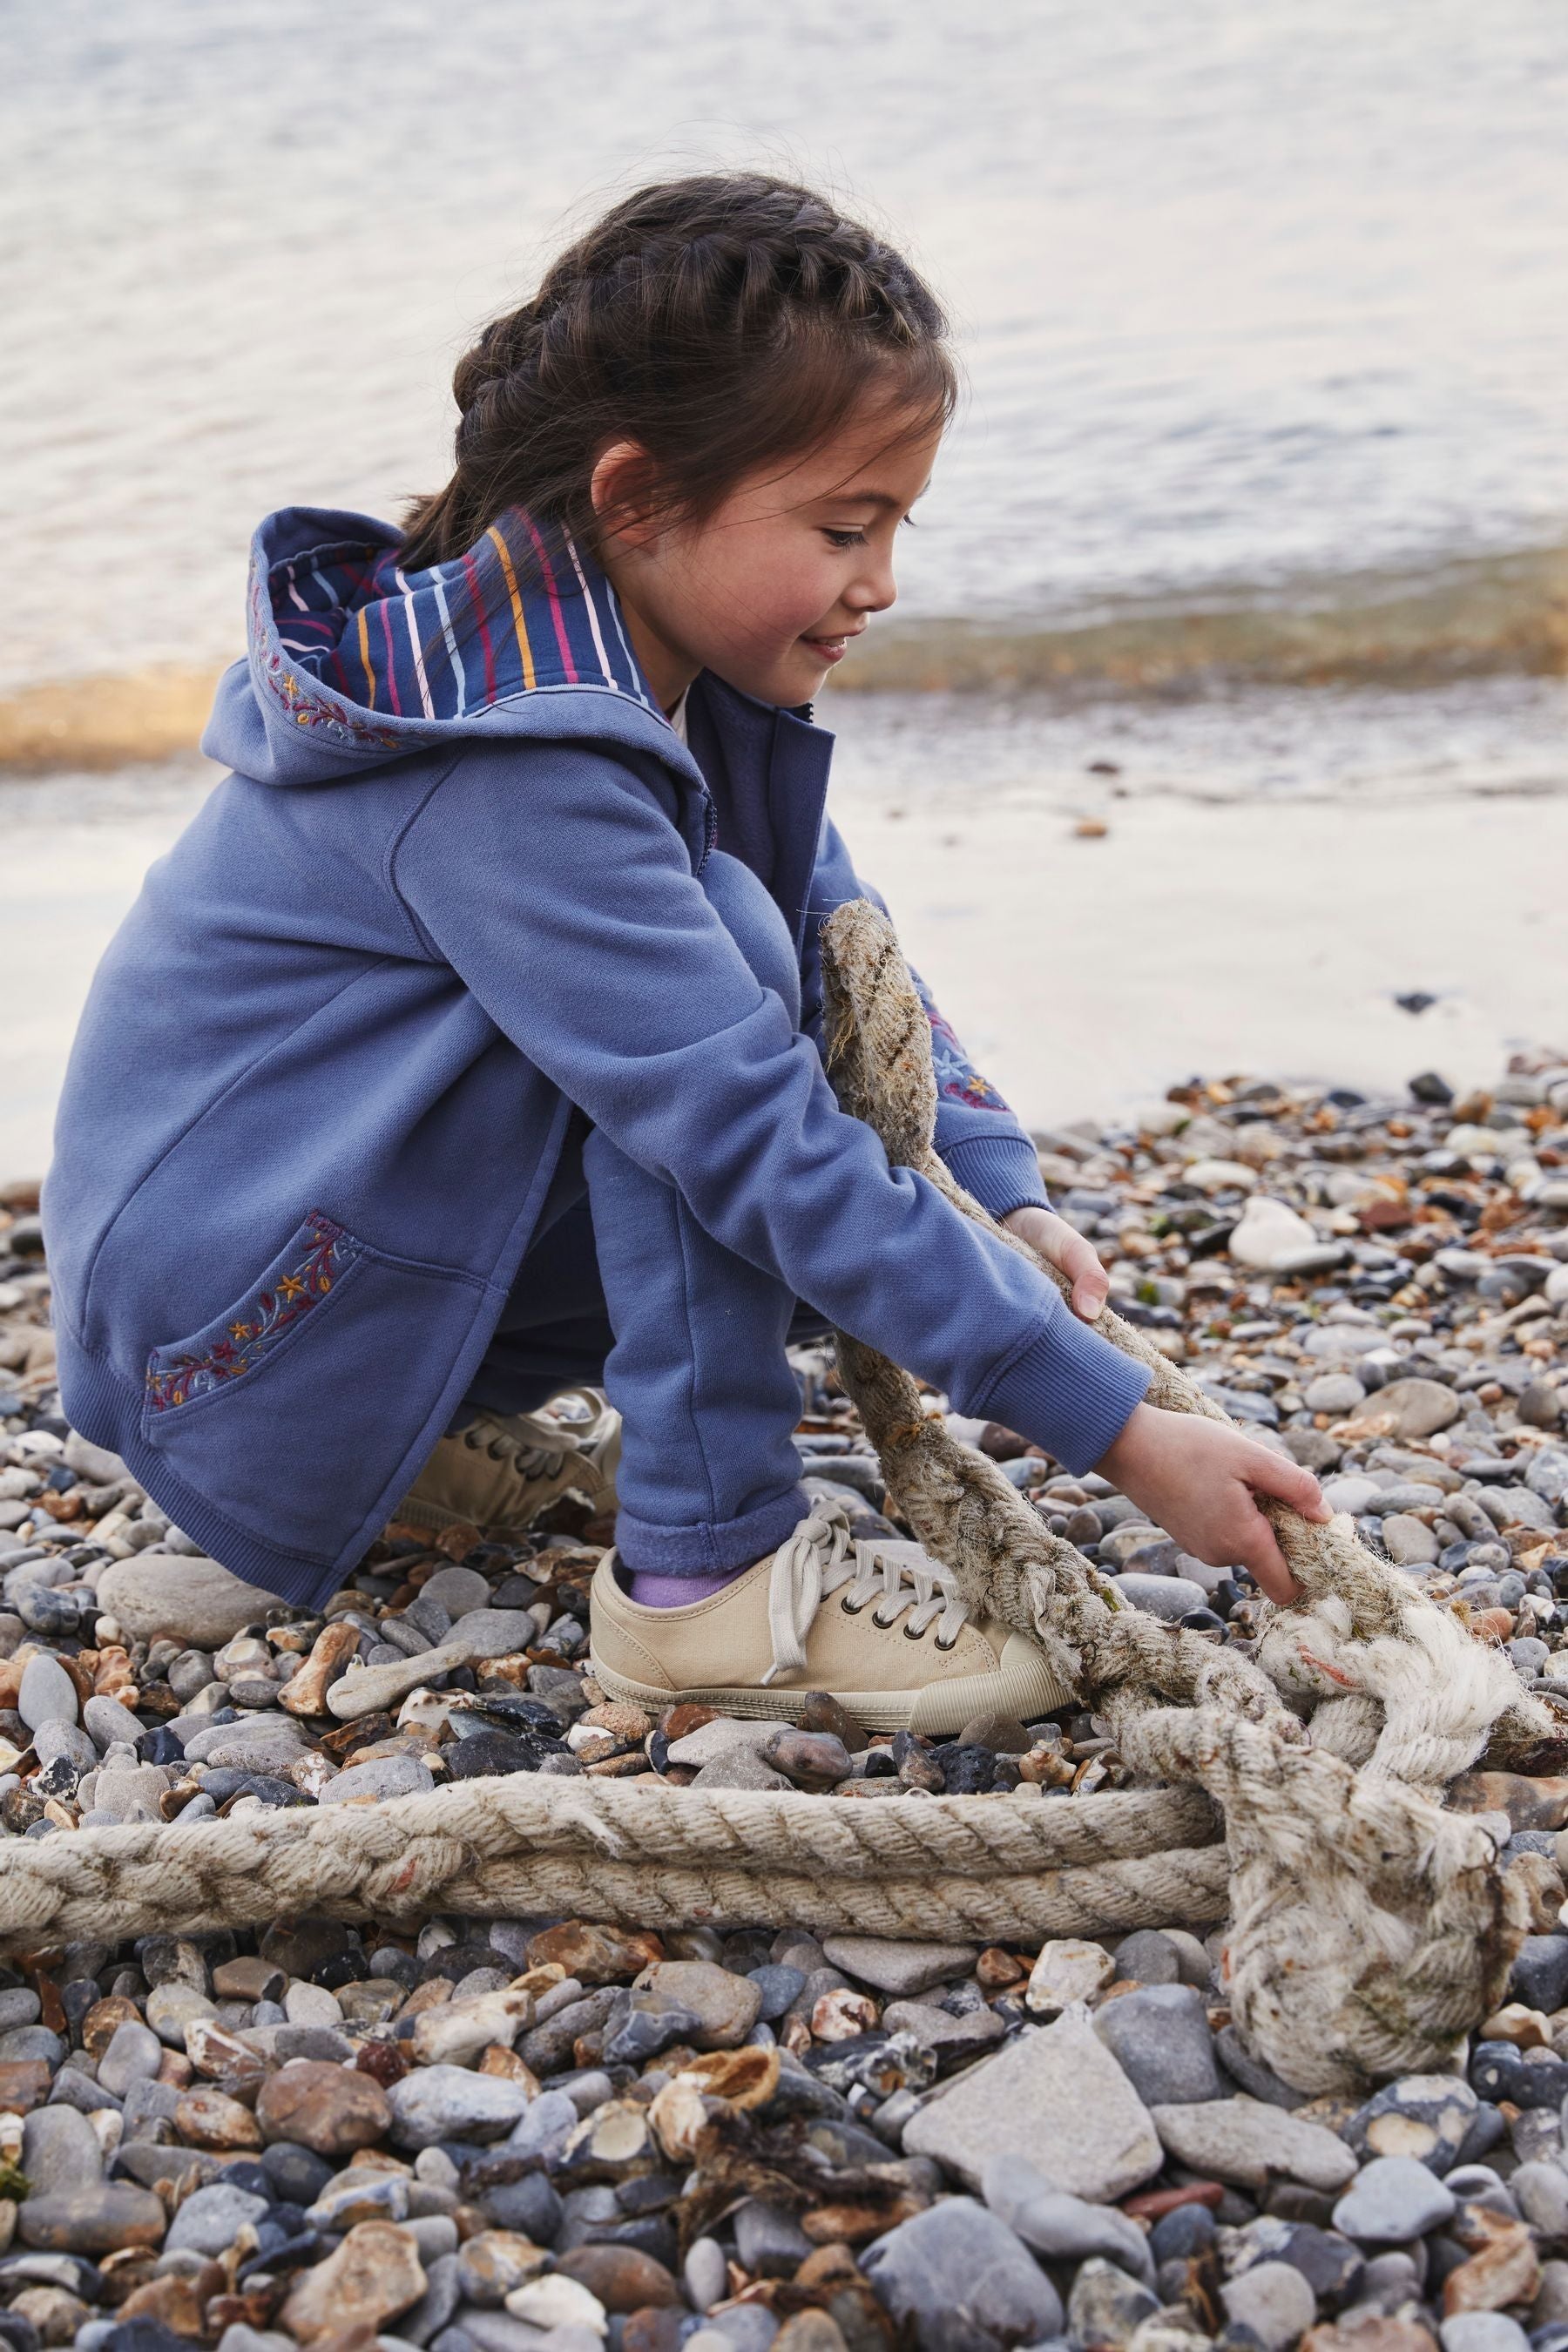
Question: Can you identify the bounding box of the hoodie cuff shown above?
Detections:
[941,1132,1050,1220]
[971,1306,1151,1477]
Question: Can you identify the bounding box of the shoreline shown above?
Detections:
[3,538,1565,773]
[4,766,1568,1180]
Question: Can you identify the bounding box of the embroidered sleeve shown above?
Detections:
[909,967,1013,1114]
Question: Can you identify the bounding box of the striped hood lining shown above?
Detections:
[248,506,662,756]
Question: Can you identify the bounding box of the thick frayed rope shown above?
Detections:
[819,896,1560,2092]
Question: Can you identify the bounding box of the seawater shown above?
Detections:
[5,0,1568,1173]
[3,0,1565,696]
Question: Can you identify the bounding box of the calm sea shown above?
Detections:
[3,0,1566,696]
[3,0,1567,1173]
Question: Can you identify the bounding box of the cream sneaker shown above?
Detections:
[589,1501,1074,1736]
[398,1391,618,1536]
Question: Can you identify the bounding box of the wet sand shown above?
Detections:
[3,758,1565,1179]
[854,788,1568,1127]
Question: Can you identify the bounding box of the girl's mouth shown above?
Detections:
[800,628,864,664]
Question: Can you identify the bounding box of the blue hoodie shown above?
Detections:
[42,508,1148,1607]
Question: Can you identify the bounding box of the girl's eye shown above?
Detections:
[821,528,867,549]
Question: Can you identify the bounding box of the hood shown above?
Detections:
[202,505,699,788]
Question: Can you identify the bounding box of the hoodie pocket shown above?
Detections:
[142,1211,366,1418]
[140,1209,484,1558]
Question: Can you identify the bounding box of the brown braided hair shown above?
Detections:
[399,172,956,573]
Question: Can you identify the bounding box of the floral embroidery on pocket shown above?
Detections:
[145,1212,362,1412]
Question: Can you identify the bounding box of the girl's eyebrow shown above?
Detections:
[817,482,932,512]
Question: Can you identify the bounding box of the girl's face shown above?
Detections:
[596,402,942,712]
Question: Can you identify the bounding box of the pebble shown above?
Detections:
[1365,1378,1462,1442]
[1026,1937,1118,2012]
[317,1753,435,1803]
[419,1565,493,1617]
[389,2065,533,2147]
[1231,1196,1321,1271]
[1094,1983,1226,2105]
[666,1718,792,1767]
[1153,2096,1360,2192]
[81,1693,146,1750]
[683,2236,729,2313]
[95,2018,163,2097]
[1109,1935,1183,1990]
[862,2198,1064,2347]
[280,2217,429,2342]
[95,1554,282,1646]
[1333,2156,1458,2241]
[253,2058,392,2155]
[17,1653,78,1732]
[819,1936,977,1996]
[1439,2322,1531,2352]
[0,1058,1565,2352]
[1114,1571,1210,1620]
[980,2153,1154,2279]
[1307,1375,1370,1416]
[17,2184,167,2254]
[1223,2259,1321,2351]
[904,2009,1162,2199]
[632,1962,760,2048]
[163,2181,270,2255]
[145,1980,218,2045]
[20,2106,103,2193]
[760,1727,850,1786]
[1346,2077,1478,2172]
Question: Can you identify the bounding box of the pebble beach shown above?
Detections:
[0,1058,1566,2352]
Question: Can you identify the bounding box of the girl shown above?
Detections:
[44,174,1325,1730]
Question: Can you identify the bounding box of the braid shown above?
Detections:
[400,172,954,571]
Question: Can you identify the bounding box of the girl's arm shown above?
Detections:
[391,739,1150,1477]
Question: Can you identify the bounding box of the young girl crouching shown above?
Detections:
[44,173,1323,1729]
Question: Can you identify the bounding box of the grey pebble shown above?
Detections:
[862,2196,1064,2349]
[317,1753,435,1804]
[164,2180,271,2254]
[17,1652,78,1731]
[96,2018,164,2098]
[389,2064,533,2148]
[684,2234,729,2313]
[1221,2259,1320,2352]
[1333,2154,1457,2242]
[1439,2322,1531,2352]
[21,2105,104,2193]
[980,2153,1154,2281]
[30,1720,97,1777]
[82,1693,146,1750]
[1092,1983,1225,2106]
[1112,1930,1182,1985]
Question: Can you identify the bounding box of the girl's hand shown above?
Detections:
[1004,1206,1109,1321]
[1095,1402,1331,1604]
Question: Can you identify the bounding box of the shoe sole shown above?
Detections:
[588,1648,1075,1739]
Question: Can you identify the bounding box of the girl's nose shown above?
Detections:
[848,547,898,615]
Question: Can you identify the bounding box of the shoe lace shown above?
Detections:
[461,1420,568,1481]
[761,1501,972,1686]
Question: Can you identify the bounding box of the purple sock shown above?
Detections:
[628,1566,748,1607]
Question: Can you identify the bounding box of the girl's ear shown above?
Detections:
[591,439,667,553]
